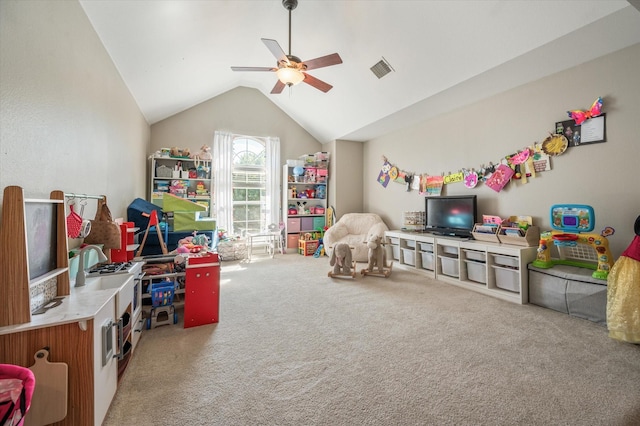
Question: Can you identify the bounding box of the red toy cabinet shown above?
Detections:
[112,221,139,262]
[184,252,220,328]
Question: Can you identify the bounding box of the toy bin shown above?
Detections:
[463,249,486,262]
[287,234,299,249]
[492,265,519,292]
[401,248,416,266]
[389,237,400,245]
[150,282,175,307]
[439,255,459,277]
[391,245,400,260]
[287,218,301,232]
[471,223,501,243]
[299,239,319,256]
[464,260,486,284]
[421,251,434,270]
[419,242,434,252]
[405,240,416,249]
[301,217,314,231]
[146,281,178,329]
[441,245,458,256]
[490,254,519,268]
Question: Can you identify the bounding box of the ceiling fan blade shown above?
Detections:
[262,38,288,64]
[231,66,277,72]
[271,80,286,94]
[302,73,333,93]
[303,53,343,71]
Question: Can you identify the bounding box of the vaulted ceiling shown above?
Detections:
[80,0,640,143]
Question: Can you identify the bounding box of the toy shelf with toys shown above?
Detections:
[282,155,329,252]
[149,153,213,214]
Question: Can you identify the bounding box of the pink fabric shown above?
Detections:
[622,235,640,262]
[0,364,35,425]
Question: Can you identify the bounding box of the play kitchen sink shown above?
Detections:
[82,274,134,318]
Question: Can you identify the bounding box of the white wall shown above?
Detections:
[331,140,363,217]
[0,0,149,223]
[149,87,322,166]
[363,43,640,258]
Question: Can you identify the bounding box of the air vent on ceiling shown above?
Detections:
[370,57,394,79]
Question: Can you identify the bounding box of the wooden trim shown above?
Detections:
[0,320,95,425]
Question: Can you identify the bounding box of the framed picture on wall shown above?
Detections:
[555,113,606,147]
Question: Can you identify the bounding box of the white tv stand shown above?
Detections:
[385,230,538,304]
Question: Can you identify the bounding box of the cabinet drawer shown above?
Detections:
[287,218,301,232]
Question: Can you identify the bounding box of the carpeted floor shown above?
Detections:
[104,254,640,425]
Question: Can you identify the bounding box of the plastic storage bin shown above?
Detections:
[421,251,434,270]
[439,255,459,277]
[406,240,416,248]
[391,245,400,260]
[441,245,458,256]
[491,254,519,268]
[419,242,434,252]
[401,248,416,266]
[389,237,400,245]
[492,265,519,292]
[465,260,486,283]
[463,249,486,262]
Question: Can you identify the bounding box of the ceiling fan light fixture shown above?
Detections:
[276,67,304,86]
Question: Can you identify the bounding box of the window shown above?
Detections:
[212,131,280,237]
[232,137,266,235]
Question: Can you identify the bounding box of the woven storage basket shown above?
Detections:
[156,164,173,178]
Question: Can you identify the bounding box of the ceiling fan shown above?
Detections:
[231,0,343,94]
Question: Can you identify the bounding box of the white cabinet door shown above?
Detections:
[93,296,118,426]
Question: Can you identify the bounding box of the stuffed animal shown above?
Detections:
[175,233,210,254]
[366,234,387,274]
[194,144,212,160]
[330,243,352,275]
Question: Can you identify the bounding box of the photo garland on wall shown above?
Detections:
[377,97,605,196]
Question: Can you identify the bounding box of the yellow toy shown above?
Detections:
[533,204,613,280]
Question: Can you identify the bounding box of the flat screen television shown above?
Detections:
[424,195,477,238]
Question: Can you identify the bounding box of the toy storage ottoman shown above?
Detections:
[528,264,607,326]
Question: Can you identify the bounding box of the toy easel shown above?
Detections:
[136,210,168,257]
[532,204,613,280]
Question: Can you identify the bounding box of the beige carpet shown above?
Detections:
[104,254,640,425]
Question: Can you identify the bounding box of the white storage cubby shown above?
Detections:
[385,233,436,278]
[149,155,213,213]
[385,230,538,304]
[282,164,328,252]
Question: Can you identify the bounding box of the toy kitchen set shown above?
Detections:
[0,186,219,426]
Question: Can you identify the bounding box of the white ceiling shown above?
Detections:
[79,0,640,144]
